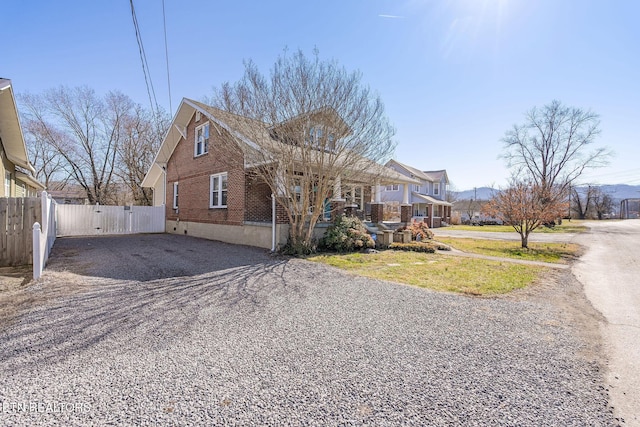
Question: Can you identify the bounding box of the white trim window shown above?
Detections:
[434,182,440,196]
[413,184,420,192]
[195,122,210,157]
[172,182,179,209]
[385,184,399,192]
[307,126,336,151]
[210,172,228,208]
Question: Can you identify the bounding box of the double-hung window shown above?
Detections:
[413,184,420,192]
[385,184,399,192]
[434,183,440,196]
[210,172,228,208]
[172,182,179,209]
[195,122,210,157]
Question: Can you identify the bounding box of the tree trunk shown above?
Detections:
[520,233,529,249]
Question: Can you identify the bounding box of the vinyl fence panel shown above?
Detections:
[56,204,164,237]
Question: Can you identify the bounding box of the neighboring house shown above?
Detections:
[142,98,419,249]
[452,199,502,225]
[48,188,90,205]
[383,160,452,228]
[0,78,44,197]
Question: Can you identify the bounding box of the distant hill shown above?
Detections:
[455,184,640,202]
[454,187,497,200]
[595,185,640,201]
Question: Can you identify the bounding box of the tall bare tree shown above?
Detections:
[211,49,396,253]
[503,100,609,193]
[116,106,169,205]
[571,185,597,219]
[20,112,68,188]
[20,87,166,205]
[592,187,614,220]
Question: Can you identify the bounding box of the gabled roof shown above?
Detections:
[0,78,35,174]
[143,98,419,187]
[412,192,452,206]
[386,160,449,184]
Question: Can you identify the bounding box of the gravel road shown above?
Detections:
[0,234,615,426]
[574,220,640,426]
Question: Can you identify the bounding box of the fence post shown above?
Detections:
[33,222,42,280]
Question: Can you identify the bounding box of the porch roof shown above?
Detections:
[412,192,452,206]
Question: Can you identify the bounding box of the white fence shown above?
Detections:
[56,204,165,237]
[32,191,57,279]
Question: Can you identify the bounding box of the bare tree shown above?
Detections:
[20,109,69,188]
[503,100,609,197]
[20,87,164,205]
[211,49,396,253]
[116,106,169,205]
[482,179,569,248]
[571,185,597,219]
[592,187,614,220]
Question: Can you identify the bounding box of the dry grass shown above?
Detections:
[435,238,581,264]
[0,269,92,327]
[448,221,588,234]
[308,251,544,296]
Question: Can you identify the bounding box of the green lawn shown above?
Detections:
[307,251,544,296]
[435,238,581,264]
[447,221,588,234]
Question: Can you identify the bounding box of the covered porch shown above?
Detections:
[410,193,452,228]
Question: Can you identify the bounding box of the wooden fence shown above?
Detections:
[0,197,41,267]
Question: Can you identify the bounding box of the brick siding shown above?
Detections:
[165,112,245,225]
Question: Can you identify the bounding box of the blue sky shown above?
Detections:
[3,0,639,191]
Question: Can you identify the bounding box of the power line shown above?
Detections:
[129,0,160,116]
[162,0,173,117]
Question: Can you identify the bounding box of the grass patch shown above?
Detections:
[435,237,580,264]
[307,251,544,295]
[448,222,588,234]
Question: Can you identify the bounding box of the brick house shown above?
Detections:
[382,160,452,228]
[142,98,419,249]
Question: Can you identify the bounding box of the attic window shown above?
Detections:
[195,123,210,157]
[307,126,336,151]
[195,111,201,122]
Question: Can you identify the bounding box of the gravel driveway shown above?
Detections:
[0,234,615,426]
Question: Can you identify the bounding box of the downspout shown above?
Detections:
[162,165,167,206]
[271,193,276,252]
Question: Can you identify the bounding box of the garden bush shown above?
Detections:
[389,242,437,253]
[320,215,375,253]
[396,221,434,241]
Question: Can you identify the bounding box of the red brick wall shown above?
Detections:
[165,112,245,225]
[244,174,272,222]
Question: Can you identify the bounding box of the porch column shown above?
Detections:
[370,180,384,224]
[403,183,409,205]
[400,204,412,224]
[331,175,346,220]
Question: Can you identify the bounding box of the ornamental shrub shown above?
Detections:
[320,215,375,253]
[396,221,434,241]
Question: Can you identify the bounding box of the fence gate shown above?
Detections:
[56,205,165,237]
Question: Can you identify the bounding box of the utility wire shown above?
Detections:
[162,0,173,117]
[129,0,160,116]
